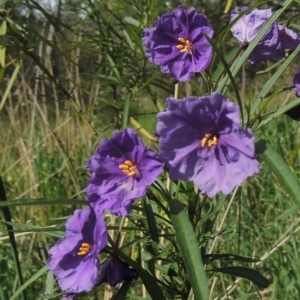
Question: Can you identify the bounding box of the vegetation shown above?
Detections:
[1,0,300,299]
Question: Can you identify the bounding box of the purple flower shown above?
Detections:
[293,70,300,98]
[142,5,213,81]
[86,128,164,216]
[47,208,107,293]
[156,93,260,197]
[85,183,133,217]
[97,256,139,287]
[230,7,284,64]
[278,25,300,55]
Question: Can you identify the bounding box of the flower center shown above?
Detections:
[78,243,92,256]
[201,133,218,149]
[119,160,138,177]
[176,37,192,53]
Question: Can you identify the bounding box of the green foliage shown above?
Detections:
[1,0,300,299]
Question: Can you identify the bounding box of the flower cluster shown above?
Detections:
[47,129,163,296]
[46,3,300,298]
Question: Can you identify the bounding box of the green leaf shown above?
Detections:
[204,253,260,264]
[169,199,209,300]
[143,196,159,255]
[122,92,132,129]
[0,60,21,111]
[212,47,239,86]
[0,20,7,67]
[10,266,49,300]
[123,29,135,51]
[255,137,300,207]
[107,54,123,83]
[209,266,269,288]
[276,204,298,220]
[124,17,141,27]
[255,97,300,130]
[0,198,87,207]
[204,34,243,123]
[134,71,162,96]
[251,44,300,118]
[43,271,54,298]
[112,280,133,300]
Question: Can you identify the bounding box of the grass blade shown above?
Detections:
[0,177,25,300]
[0,198,87,207]
[9,266,48,300]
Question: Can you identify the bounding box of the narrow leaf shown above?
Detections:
[10,266,49,300]
[129,117,158,142]
[124,17,141,27]
[0,177,25,300]
[107,54,123,83]
[118,252,165,300]
[0,20,7,67]
[256,97,300,130]
[43,270,54,297]
[112,280,133,300]
[204,253,260,264]
[209,266,269,288]
[224,0,234,13]
[204,33,243,123]
[123,29,135,51]
[255,137,300,207]
[122,93,131,130]
[169,199,209,300]
[0,198,86,207]
[251,44,300,117]
[0,60,21,111]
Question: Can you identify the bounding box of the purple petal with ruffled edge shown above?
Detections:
[97,256,139,287]
[86,184,133,217]
[86,128,164,216]
[142,5,213,81]
[230,7,273,43]
[293,70,300,98]
[47,208,107,293]
[156,92,260,197]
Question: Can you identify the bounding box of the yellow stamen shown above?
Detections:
[201,133,218,149]
[124,160,133,167]
[177,37,192,53]
[77,242,91,256]
[119,164,129,170]
[118,160,138,176]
